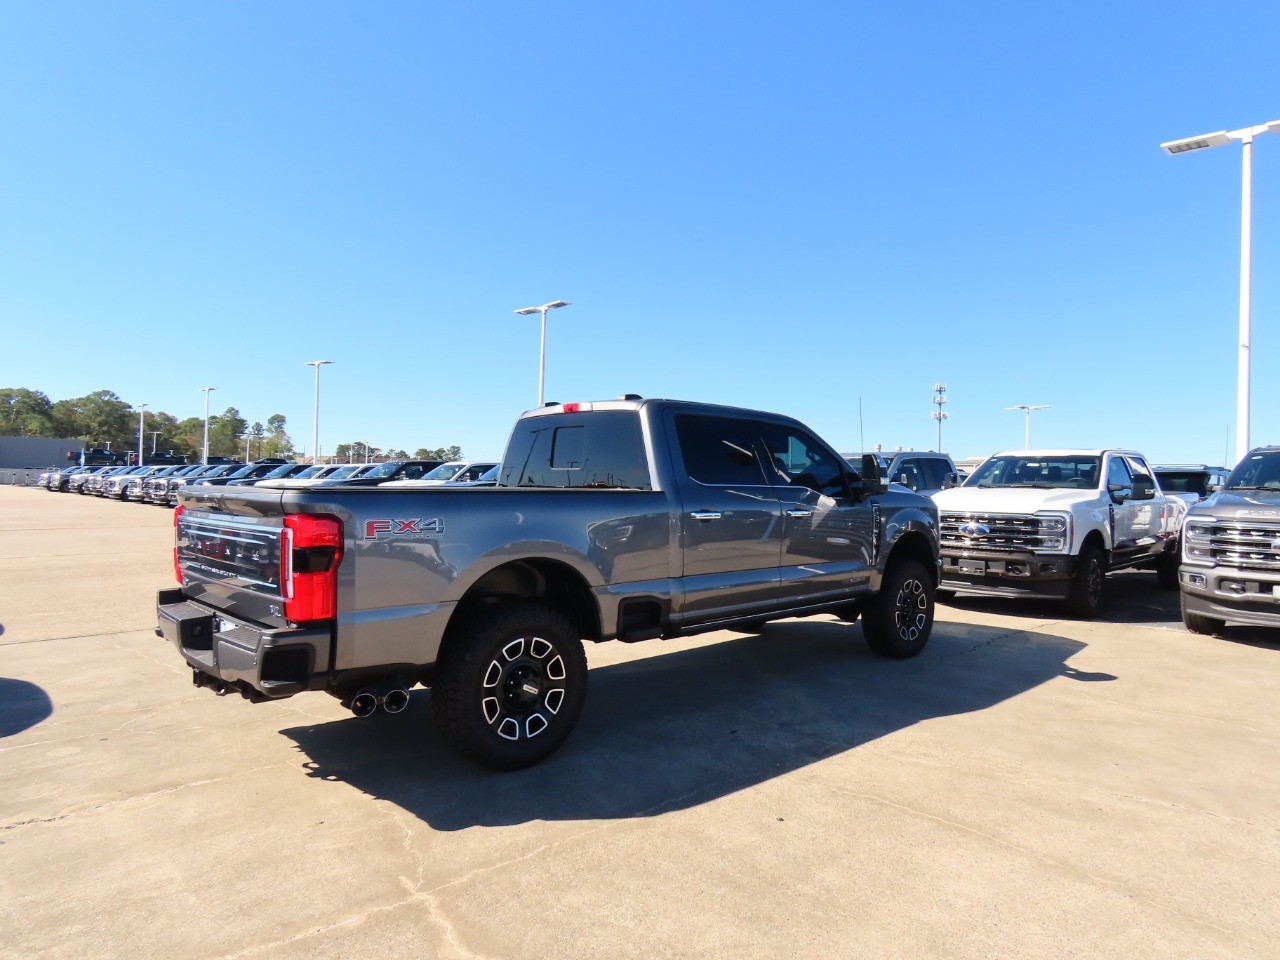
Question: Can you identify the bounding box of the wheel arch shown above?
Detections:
[885,530,939,586]
[449,557,602,644]
[1079,528,1110,566]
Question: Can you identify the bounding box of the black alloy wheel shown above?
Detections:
[862,558,934,658]
[433,601,588,770]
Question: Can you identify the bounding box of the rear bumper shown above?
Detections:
[1180,566,1280,630]
[940,549,1076,600]
[156,588,332,699]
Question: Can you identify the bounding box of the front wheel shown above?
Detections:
[433,601,588,770]
[1180,593,1224,636]
[862,559,934,658]
[1065,545,1105,619]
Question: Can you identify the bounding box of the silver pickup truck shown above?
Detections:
[157,397,941,769]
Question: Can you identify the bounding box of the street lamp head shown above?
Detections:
[1004,404,1050,413]
[305,359,334,368]
[515,300,571,315]
[1160,130,1232,156]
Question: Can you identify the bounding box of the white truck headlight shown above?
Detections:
[1035,512,1071,552]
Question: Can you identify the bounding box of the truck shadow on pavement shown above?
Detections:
[942,571,1280,645]
[0,677,53,738]
[281,619,1090,829]
[942,570,1183,628]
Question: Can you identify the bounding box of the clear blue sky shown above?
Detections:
[2,2,1277,465]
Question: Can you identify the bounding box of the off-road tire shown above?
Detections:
[1156,551,1180,590]
[861,559,933,659]
[432,601,587,770]
[1065,545,1105,619]
[1180,593,1224,636]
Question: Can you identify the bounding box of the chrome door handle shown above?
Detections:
[786,509,813,518]
[690,511,722,521]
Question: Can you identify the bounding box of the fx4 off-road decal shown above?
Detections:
[364,518,445,541]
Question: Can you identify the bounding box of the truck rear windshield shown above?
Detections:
[500,411,652,490]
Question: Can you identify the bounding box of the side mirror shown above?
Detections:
[857,454,886,496]
[943,472,960,489]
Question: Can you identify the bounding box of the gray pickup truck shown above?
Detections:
[157,397,941,769]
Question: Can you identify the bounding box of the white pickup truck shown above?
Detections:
[931,448,1186,617]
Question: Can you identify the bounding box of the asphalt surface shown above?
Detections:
[2,485,1279,959]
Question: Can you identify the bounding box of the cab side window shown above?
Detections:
[1106,457,1133,498]
[674,414,768,486]
[756,422,847,497]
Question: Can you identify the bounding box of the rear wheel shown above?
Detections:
[1065,545,1105,619]
[861,559,933,658]
[433,601,588,770]
[1180,593,1224,636]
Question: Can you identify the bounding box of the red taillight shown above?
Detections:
[280,514,343,623]
[173,504,184,583]
[561,402,580,413]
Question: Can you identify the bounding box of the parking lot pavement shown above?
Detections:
[2,485,1279,960]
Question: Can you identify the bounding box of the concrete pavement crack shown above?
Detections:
[0,763,286,831]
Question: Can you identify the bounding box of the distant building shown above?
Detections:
[0,436,82,469]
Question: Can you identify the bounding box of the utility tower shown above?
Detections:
[931,383,948,452]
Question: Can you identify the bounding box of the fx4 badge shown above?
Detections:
[364,518,445,541]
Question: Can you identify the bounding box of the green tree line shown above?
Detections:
[1,387,463,463]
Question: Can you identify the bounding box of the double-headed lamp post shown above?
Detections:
[514,300,571,407]
[136,403,147,466]
[1005,404,1050,450]
[305,360,334,464]
[200,387,216,464]
[1161,119,1280,463]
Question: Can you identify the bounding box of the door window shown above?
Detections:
[1107,456,1133,497]
[673,414,768,486]
[755,422,847,498]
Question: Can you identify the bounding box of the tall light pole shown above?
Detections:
[931,383,948,452]
[200,387,216,464]
[1161,119,1280,462]
[136,403,147,466]
[1005,404,1050,450]
[514,300,571,406]
[149,431,162,455]
[305,360,334,464]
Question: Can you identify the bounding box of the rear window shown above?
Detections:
[1155,471,1208,496]
[501,411,652,489]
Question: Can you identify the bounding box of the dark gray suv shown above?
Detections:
[843,450,958,496]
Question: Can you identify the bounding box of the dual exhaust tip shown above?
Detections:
[350,687,411,718]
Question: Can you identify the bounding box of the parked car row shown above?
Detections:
[37,458,501,505]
